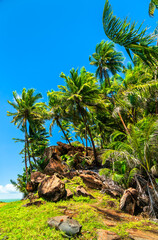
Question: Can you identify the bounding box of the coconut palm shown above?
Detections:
[102,116,158,175]
[7,88,43,179]
[59,67,105,165]
[102,0,158,66]
[89,40,124,86]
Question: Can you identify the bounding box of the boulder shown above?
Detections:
[80,173,103,189]
[101,178,124,198]
[64,171,79,179]
[48,215,82,237]
[43,159,67,175]
[31,171,46,184]
[76,186,95,199]
[66,189,73,199]
[101,189,122,198]
[120,188,138,215]
[43,146,57,160]
[38,175,66,202]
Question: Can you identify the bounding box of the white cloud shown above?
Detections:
[0,184,23,199]
[0,184,17,193]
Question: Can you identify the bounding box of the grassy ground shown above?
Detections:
[0,177,158,240]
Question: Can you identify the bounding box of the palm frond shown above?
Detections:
[149,0,158,17]
[103,0,158,65]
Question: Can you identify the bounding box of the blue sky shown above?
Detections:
[0,0,157,199]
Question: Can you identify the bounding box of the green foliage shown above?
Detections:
[103,0,158,65]
[7,0,158,205]
[89,40,124,85]
[149,0,158,16]
[102,117,158,179]
[10,169,31,197]
[71,141,84,147]
[35,157,49,172]
[99,168,111,177]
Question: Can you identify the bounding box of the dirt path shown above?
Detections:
[0,203,7,207]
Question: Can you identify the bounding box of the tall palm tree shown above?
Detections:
[7,88,43,179]
[89,40,124,86]
[59,67,105,165]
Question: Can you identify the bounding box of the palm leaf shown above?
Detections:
[102,0,158,66]
[149,0,158,17]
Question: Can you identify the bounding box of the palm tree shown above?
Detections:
[59,67,105,165]
[102,116,158,175]
[47,90,72,145]
[102,0,158,66]
[7,88,43,179]
[89,40,124,86]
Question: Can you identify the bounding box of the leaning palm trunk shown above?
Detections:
[86,125,98,165]
[56,118,72,146]
[117,110,130,135]
[78,104,98,165]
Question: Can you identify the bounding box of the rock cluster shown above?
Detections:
[27,144,158,220]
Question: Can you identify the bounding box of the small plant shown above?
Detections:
[61,154,77,169]
[71,141,84,147]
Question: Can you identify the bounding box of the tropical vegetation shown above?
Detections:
[7,0,158,204]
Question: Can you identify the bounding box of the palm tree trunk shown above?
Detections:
[80,137,84,146]
[104,70,111,87]
[155,67,158,114]
[24,120,28,181]
[56,119,72,146]
[85,126,88,156]
[25,121,32,173]
[32,154,37,164]
[86,125,98,165]
[78,104,98,165]
[117,110,130,135]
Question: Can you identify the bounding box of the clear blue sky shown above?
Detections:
[0,0,157,198]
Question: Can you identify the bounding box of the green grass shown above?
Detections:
[0,177,158,239]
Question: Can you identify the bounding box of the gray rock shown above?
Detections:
[48,215,82,237]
